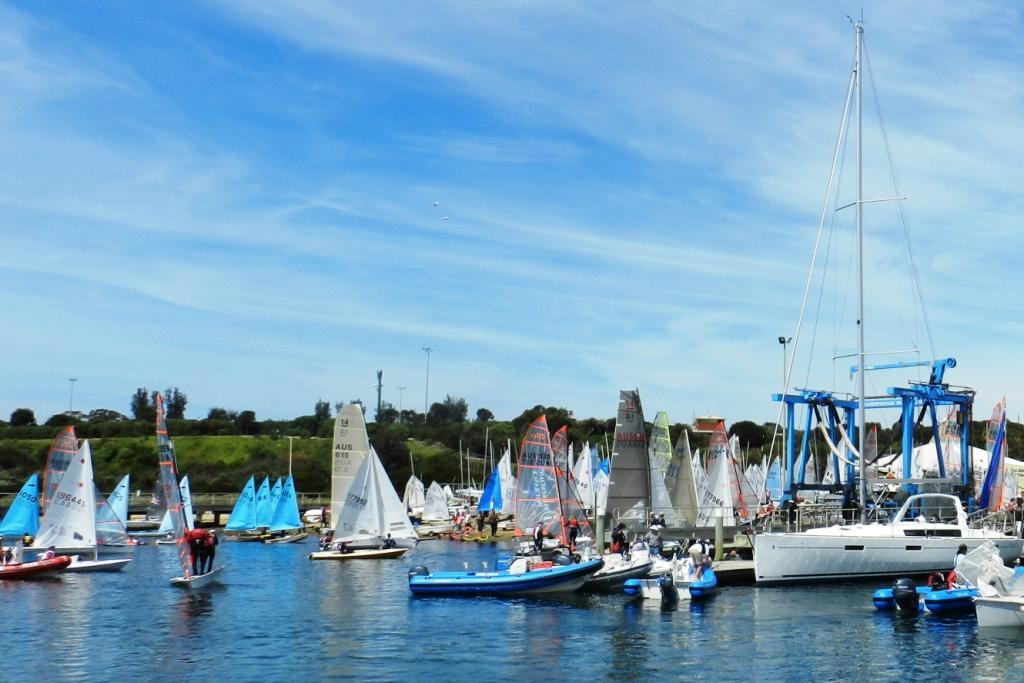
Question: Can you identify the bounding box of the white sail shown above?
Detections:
[593,469,610,516]
[330,405,371,524]
[692,451,710,520]
[108,474,130,527]
[497,449,516,515]
[334,447,417,548]
[443,484,454,500]
[572,442,595,512]
[403,475,425,514]
[423,481,449,522]
[180,475,195,530]
[699,440,733,525]
[35,439,97,551]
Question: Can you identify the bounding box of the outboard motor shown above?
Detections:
[408,566,430,580]
[551,552,571,566]
[659,574,678,606]
[892,577,920,613]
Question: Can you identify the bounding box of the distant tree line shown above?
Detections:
[3,388,1023,495]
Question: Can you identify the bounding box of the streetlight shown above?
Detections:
[397,386,407,424]
[68,377,78,413]
[422,347,433,421]
[778,337,792,392]
[778,337,791,454]
[285,435,295,476]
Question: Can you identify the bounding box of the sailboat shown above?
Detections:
[0,474,40,540]
[667,430,700,527]
[33,440,131,572]
[153,395,223,588]
[41,425,77,513]
[330,404,371,527]
[648,412,680,526]
[606,390,652,530]
[262,475,308,544]
[309,446,417,560]
[753,21,1023,584]
[224,475,260,541]
[156,475,196,545]
[403,475,425,518]
[416,481,453,538]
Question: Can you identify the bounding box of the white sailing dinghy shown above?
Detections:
[34,440,131,572]
[157,475,196,545]
[416,481,454,538]
[153,395,224,588]
[330,404,372,527]
[309,447,417,560]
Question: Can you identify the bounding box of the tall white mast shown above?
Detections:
[855,19,868,523]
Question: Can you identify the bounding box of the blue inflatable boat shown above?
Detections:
[872,578,977,615]
[624,568,718,604]
[408,557,603,596]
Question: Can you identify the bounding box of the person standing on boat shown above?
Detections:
[202,530,218,573]
[609,523,627,554]
[187,528,206,575]
[567,516,580,550]
[533,524,545,551]
[488,510,499,537]
[645,526,663,556]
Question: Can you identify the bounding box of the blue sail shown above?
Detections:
[477,469,502,512]
[254,477,273,528]
[108,474,130,526]
[0,474,39,537]
[265,478,283,526]
[979,414,1006,511]
[269,475,302,532]
[95,484,129,546]
[225,476,257,531]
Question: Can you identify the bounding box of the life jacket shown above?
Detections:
[569,518,579,529]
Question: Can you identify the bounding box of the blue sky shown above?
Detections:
[1,1,1021,426]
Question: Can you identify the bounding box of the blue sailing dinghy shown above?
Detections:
[408,556,603,596]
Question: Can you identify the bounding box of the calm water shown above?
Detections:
[7,539,1024,682]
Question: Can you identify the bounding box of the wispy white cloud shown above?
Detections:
[1,1,1020,426]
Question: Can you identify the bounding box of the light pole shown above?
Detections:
[778,336,791,453]
[422,347,433,421]
[68,377,78,413]
[397,386,407,424]
[286,435,295,476]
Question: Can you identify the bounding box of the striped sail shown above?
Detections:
[42,425,77,512]
[331,405,371,525]
[607,390,651,527]
[35,441,96,550]
[514,415,560,535]
[155,394,192,578]
[980,397,1007,512]
[550,425,569,473]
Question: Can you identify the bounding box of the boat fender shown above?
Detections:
[623,579,641,596]
[892,578,920,613]
[408,566,430,579]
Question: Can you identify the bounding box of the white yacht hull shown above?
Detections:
[754,532,1023,585]
[974,596,1024,628]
